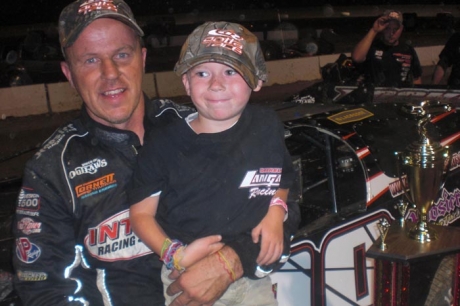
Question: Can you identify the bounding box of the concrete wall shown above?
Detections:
[0,45,443,118]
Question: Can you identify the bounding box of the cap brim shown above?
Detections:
[175,54,260,89]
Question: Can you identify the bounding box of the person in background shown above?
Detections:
[128,21,297,305]
[352,10,422,87]
[431,31,460,88]
[12,1,301,305]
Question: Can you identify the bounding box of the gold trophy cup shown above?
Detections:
[397,101,451,242]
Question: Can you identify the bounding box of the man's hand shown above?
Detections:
[373,16,390,33]
[167,246,243,306]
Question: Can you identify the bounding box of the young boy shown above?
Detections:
[128,21,295,305]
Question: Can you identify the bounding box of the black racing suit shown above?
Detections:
[12,98,193,306]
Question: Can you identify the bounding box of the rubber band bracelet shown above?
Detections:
[216,251,236,282]
[270,197,288,221]
[160,238,185,270]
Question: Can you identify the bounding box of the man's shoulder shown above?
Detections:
[146,98,195,119]
[31,118,85,161]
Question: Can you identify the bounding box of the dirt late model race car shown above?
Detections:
[266,82,460,305]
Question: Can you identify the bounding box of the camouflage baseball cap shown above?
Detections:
[174,21,267,89]
[59,0,144,51]
[383,10,403,26]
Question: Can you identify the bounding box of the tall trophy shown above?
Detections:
[397,100,451,242]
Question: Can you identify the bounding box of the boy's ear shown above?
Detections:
[181,74,191,96]
[253,80,264,92]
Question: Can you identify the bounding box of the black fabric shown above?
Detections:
[13,97,190,306]
[360,39,422,87]
[437,32,460,88]
[129,103,296,276]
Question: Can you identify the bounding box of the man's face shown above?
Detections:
[182,62,261,129]
[381,21,403,46]
[61,18,147,129]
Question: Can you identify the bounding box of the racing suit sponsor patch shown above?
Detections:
[69,158,107,179]
[16,237,41,264]
[16,187,40,214]
[16,270,48,281]
[75,173,117,199]
[17,218,42,235]
[85,210,152,261]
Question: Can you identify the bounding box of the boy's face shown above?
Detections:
[182,62,262,127]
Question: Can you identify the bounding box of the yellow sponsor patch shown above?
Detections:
[327,108,374,125]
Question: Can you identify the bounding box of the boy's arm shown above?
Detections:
[130,196,167,255]
[252,189,289,265]
[130,196,223,270]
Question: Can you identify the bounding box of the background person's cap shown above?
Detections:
[174,21,267,89]
[383,10,403,25]
[59,0,144,51]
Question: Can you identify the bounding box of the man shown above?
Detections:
[352,10,422,88]
[432,31,460,88]
[12,1,299,305]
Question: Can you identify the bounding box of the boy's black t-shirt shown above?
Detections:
[129,103,295,244]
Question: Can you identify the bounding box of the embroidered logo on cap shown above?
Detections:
[78,0,118,15]
[202,29,244,55]
[388,11,400,19]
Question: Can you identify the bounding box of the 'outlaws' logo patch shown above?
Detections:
[84,210,152,261]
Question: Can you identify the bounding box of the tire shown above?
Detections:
[424,255,455,306]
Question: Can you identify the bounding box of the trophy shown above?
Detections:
[377,218,391,250]
[396,101,451,242]
[395,200,409,226]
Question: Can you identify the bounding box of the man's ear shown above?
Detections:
[253,80,264,92]
[141,47,147,73]
[60,61,75,88]
[182,74,191,96]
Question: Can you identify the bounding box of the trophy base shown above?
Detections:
[408,222,437,242]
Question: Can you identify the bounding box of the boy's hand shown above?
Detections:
[251,206,285,266]
[177,235,224,270]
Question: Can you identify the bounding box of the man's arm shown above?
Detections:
[13,165,89,306]
[432,65,446,85]
[352,16,388,63]
[413,77,422,85]
[167,245,243,306]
